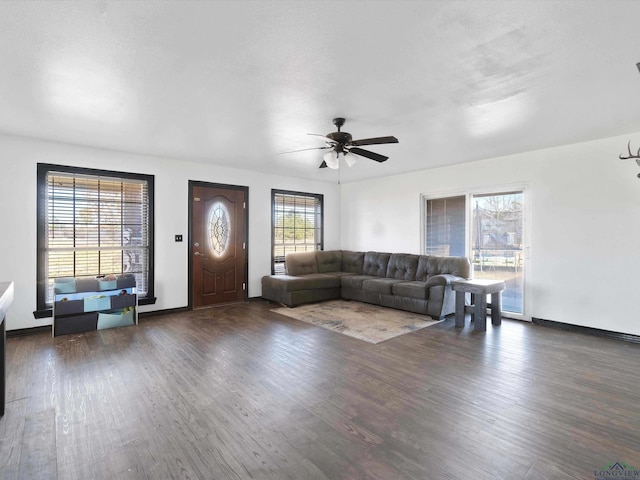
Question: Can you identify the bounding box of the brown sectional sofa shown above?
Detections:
[261,250,472,319]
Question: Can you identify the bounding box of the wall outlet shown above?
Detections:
[175,234,183,242]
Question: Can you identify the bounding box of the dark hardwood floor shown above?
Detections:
[1,299,639,479]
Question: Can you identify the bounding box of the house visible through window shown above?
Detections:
[36,164,155,314]
[271,190,323,275]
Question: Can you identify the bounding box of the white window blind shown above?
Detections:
[425,195,466,257]
[272,190,323,274]
[43,170,150,305]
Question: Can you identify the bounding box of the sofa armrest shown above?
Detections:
[424,274,463,288]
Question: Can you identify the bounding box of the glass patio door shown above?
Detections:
[471,191,524,315]
[424,188,526,317]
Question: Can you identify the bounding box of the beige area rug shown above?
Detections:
[271,300,441,344]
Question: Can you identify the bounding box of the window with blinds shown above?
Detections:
[271,190,323,275]
[36,164,154,312]
[424,195,466,257]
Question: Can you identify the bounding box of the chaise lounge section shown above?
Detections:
[261,250,471,319]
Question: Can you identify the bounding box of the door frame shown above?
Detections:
[187,180,249,310]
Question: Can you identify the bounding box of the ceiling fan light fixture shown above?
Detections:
[323,151,339,169]
[282,118,397,170]
[344,152,358,167]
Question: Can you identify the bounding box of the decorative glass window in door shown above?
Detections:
[208,202,230,257]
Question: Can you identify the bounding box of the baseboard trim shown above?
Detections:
[7,325,52,338]
[139,306,190,319]
[532,317,640,344]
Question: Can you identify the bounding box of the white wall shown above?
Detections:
[0,133,340,331]
[5,130,640,336]
[341,132,640,336]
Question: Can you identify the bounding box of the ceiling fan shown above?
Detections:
[280,117,399,169]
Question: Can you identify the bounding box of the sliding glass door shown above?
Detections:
[424,188,526,317]
[471,191,524,314]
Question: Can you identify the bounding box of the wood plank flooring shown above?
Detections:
[1,299,640,479]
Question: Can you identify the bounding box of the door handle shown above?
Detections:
[194,251,208,258]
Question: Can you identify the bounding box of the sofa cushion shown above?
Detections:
[362,251,391,277]
[285,251,318,275]
[362,278,405,295]
[392,281,430,300]
[341,250,365,274]
[386,253,419,280]
[341,274,377,289]
[263,273,340,292]
[416,256,430,281]
[316,250,343,273]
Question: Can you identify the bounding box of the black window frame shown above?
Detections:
[271,189,324,275]
[35,163,155,317]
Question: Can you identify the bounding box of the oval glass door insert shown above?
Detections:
[208,201,230,257]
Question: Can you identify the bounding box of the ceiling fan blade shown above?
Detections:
[277,146,331,155]
[349,147,388,163]
[307,133,336,143]
[319,161,328,169]
[350,136,398,146]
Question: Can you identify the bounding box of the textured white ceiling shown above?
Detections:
[2,1,640,183]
